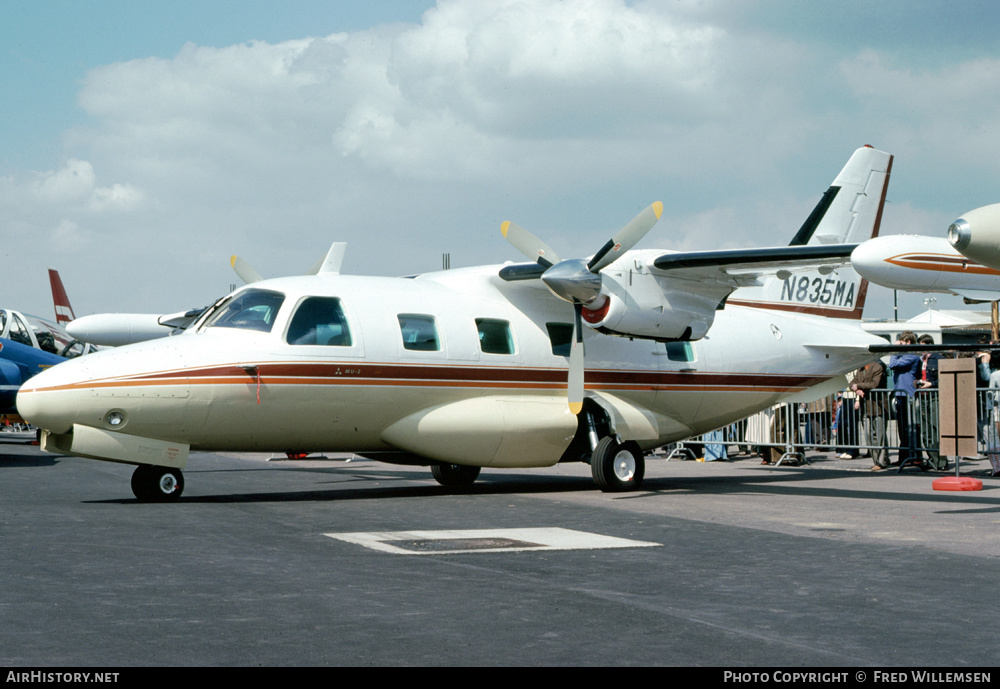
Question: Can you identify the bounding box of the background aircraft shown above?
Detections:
[0,306,81,414]
[55,265,202,347]
[0,271,102,414]
[18,146,891,501]
[851,234,1000,302]
[948,203,1000,272]
[63,244,347,347]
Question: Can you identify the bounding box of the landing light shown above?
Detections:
[104,410,128,429]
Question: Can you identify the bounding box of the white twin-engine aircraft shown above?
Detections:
[18,146,892,502]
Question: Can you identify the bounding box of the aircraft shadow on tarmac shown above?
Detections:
[0,451,59,467]
[656,470,1000,513]
[88,466,602,504]
[79,460,1000,511]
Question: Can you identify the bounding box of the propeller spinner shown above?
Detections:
[501,202,663,413]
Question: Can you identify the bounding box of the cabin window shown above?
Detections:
[286,297,352,346]
[398,314,439,351]
[204,289,285,333]
[476,319,514,355]
[663,342,695,362]
[546,323,574,356]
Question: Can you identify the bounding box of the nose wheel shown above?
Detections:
[131,464,185,502]
[591,437,644,492]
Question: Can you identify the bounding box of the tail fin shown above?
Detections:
[48,269,76,325]
[789,145,893,247]
[728,145,892,319]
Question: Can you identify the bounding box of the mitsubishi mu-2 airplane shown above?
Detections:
[18,146,892,501]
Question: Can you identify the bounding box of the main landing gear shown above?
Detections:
[131,464,185,502]
[431,462,482,487]
[590,436,645,492]
[578,404,645,492]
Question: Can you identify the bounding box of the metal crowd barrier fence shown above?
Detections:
[664,388,1000,470]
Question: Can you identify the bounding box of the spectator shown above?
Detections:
[854,359,889,471]
[889,331,922,467]
[917,334,945,471]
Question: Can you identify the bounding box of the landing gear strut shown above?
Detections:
[131,464,185,502]
[591,436,644,492]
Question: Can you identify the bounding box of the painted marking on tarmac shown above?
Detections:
[324,527,661,555]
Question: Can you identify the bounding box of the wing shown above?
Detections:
[650,244,857,287]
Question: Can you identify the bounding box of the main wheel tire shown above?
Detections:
[131,464,185,502]
[431,463,481,487]
[591,437,645,492]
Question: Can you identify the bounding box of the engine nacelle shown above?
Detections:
[948,203,1000,271]
[582,265,723,341]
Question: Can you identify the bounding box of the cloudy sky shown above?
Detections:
[3,0,999,323]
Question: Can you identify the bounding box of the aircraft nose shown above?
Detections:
[16,363,78,434]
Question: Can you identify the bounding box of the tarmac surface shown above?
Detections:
[2,437,999,667]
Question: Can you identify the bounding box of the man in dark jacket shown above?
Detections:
[889,330,922,466]
[853,359,889,470]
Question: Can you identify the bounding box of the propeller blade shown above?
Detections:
[568,303,584,414]
[501,221,561,268]
[230,255,263,284]
[587,201,663,273]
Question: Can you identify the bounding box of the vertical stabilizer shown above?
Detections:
[729,145,893,319]
[48,269,76,325]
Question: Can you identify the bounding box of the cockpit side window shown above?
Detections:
[204,289,285,333]
[398,314,439,351]
[286,297,352,346]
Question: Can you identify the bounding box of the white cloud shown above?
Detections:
[840,51,1000,180]
[3,0,999,318]
[48,218,94,253]
[0,158,144,232]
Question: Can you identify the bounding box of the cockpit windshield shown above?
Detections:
[203,289,285,333]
